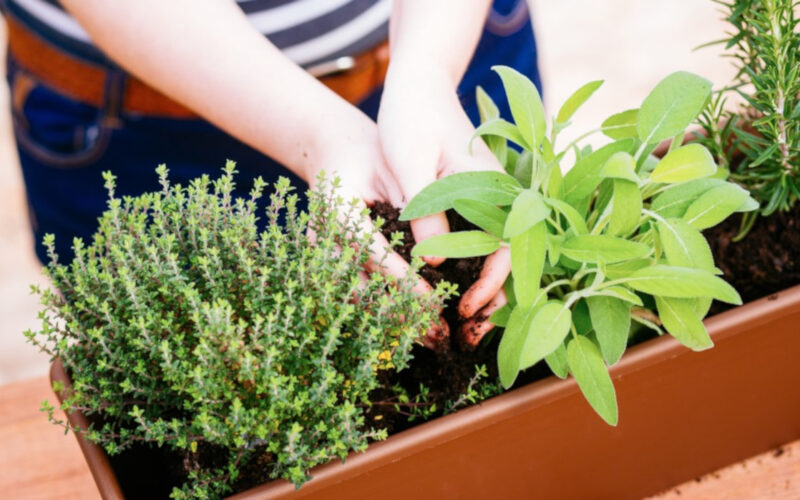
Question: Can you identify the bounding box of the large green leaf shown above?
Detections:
[624,265,741,304]
[520,300,572,369]
[655,296,713,351]
[683,184,749,229]
[586,296,630,365]
[497,306,530,389]
[401,171,521,220]
[637,71,712,145]
[561,235,650,263]
[608,180,643,236]
[511,222,547,309]
[601,109,639,140]
[493,65,546,150]
[649,144,717,184]
[563,139,637,208]
[452,199,507,239]
[656,218,714,270]
[650,178,727,217]
[411,231,500,258]
[567,336,618,426]
[557,80,603,123]
[504,190,550,238]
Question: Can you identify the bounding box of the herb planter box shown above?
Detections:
[53,284,800,499]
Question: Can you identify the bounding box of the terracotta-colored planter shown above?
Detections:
[52,284,800,500]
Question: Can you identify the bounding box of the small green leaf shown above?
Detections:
[401,172,521,220]
[683,184,749,229]
[471,118,528,151]
[520,300,572,369]
[637,71,712,145]
[656,218,714,270]
[492,65,546,149]
[650,144,717,184]
[651,178,727,217]
[452,199,507,238]
[504,190,550,238]
[545,342,569,378]
[624,265,741,304]
[561,235,650,264]
[607,180,643,236]
[411,231,500,258]
[511,222,547,309]
[563,139,637,208]
[557,80,603,123]
[596,285,643,306]
[547,232,564,267]
[601,109,639,139]
[489,304,512,327]
[586,296,630,365]
[544,198,589,234]
[655,296,713,351]
[599,152,639,182]
[567,336,618,426]
[497,306,529,388]
[476,85,500,121]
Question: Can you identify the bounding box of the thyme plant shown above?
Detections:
[403,68,753,425]
[27,163,450,498]
[700,0,800,235]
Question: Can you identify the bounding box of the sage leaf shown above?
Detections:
[656,218,714,271]
[411,231,500,258]
[489,304,512,327]
[511,222,547,309]
[563,139,637,208]
[736,196,760,212]
[452,199,507,239]
[493,65,546,149]
[624,265,742,304]
[599,152,639,182]
[401,171,521,220]
[655,296,713,351]
[596,285,643,306]
[545,342,569,378]
[586,296,630,365]
[649,144,717,184]
[547,232,564,267]
[476,86,508,167]
[471,118,527,151]
[497,306,529,389]
[504,190,550,238]
[601,108,639,139]
[567,336,618,426]
[683,184,749,229]
[651,178,726,217]
[544,198,589,234]
[637,71,712,145]
[608,180,643,236]
[557,80,603,123]
[520,300,573,369]
[561,235,650,263]
[603,259,651,280]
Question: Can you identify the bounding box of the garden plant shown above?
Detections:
[403,67,754,425]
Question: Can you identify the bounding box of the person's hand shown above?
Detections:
[377,64,511,346]
[305,109,450,348]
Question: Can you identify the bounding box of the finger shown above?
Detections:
[423,316,451,351]
[459,290,508,348]
[458,246,511,318]
[409,213,449,267]
[364,229,433,295]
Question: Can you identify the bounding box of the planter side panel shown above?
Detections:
[239,290,800,500]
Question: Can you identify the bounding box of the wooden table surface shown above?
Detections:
[1,376,798,500]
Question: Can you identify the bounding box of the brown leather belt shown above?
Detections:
[6,17,389,119]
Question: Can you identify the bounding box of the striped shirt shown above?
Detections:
[2,0,391,70]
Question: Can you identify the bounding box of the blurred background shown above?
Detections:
[0,1,738,385]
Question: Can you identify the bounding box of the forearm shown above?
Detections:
[61,0,370,181]
[387,0,492,87]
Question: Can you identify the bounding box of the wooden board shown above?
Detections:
[0,375,797,499]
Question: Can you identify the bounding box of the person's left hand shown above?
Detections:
[377,65,511,346]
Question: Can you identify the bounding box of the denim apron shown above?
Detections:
[7,0,542,264]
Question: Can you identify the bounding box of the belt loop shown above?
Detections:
[101,69,126,127]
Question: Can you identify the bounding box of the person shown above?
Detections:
[2,0,541,345]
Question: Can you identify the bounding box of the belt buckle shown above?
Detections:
[306,56,356,78]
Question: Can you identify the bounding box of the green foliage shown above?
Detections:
[26,163,450,498]
[701,0,800,229]
[401,69,751,425]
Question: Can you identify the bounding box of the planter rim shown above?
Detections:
[50,283,800,500]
